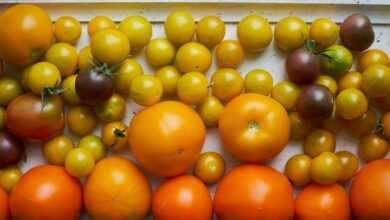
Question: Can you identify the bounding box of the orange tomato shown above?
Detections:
[84,156,151,220]
[152,175,212,220]
[0,188,10,220]
[218,93,290,162]
[214,164,295,220]
[295,184,351,220]
[351,159,390,220]
[9,165,82,220]
[0,4,53,67]
[128,101,206,177]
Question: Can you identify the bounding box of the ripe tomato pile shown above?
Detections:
[0,3,389,220]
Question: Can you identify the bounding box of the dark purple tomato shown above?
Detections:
[286,48,320,84]
[340,13,374,51]
[297,85,334,119]
[0,132,24,168]
[75,68,113,105]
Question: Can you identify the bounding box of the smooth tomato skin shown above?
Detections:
[0,188,10,220]
[214,164,295,220]
[152,175,212,220]
[351,159,390,220]
[0,4,53,67]
[6,93,65,141]
[218,93,290,162]
[295,184,351,220]
[10,165,82,220]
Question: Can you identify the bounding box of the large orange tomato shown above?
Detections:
[152,175,212,220]
[9,165,82,220]
[214,164,295,220]
[0,188,10,220]
[218,93,290,162]
[84,156,152,220]
[351,159,390,220]
[0,4,53,67]
[295,184,351,220]
[128,101,206,177]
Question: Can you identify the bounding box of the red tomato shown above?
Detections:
[0,188,10,220]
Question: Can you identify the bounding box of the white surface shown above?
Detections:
[1,2,390,219]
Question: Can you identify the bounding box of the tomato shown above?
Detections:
[0,132,24,169]
[336,151,359,182]
[289,111,313,140]
[304,129,336,157]
[84,157,151,220]
[153,175,212,220]
[351,159,390,220]
[155,65,181,96]
[358,49,389,71]
[66,105,97,136]
[164,11,195,46]
[128,101,206,177]
[101,121,128,152]
[77,46,94,74]
[214,164,294,220]
[0,77,22,106]
[347,108,377,137]
[45,43,78,77]
[146,38,176,68]
[96,93,126,123]
[78,135,106,161]
[271,80,301,110]
[114,59,143,96]
[10,165,82,220]
[119,16,152,52]
[358,133,389,162]
[338,71,363,90]
[6,93,64,141]
[65,148,95,177]
[130,75,163,106]
[20,65,32,90]
[320,45,353,78]
[194,152,225,185]
[177,72,208,105]
[61,75,81,105]
[0,108,5,131]
[196,16,225,48]
[336,88,368,120]
[237,15,272,52]
[54,16,81,45]
[321,108,345,134]
[244,69,273,95]
[197,96,224,127]
[43,135,74,165]
[27,62,62,95]
[215,40,244,68]
[382,112,390,139]
[88,16,116,37]
[362,64,390,98]
[0,187,10,220]
[211,68,243,102]
[310,152,342,185]
[275,16,308,52]
[219,93,289,162]
[309,17,339,48]
[284,154,312,187]
[0,166,22,193]
[315,75,338,94]
[296,184,350,220]
[175,42,212,73]
[0,4,53,67]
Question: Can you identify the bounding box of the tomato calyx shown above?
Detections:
[41,86,64,107]
[114,128,126,138]
[247,120,259,133]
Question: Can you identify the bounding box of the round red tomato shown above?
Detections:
[0,188,10,220]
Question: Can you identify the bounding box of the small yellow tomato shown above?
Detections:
[0,166,22,192]
[54,16,81,45]
[197,96,224,127]
[28,62,62,95]
[310,152,342,185]
[61,75,81,105]
[336,88,368,120]
[359,49,389,71]
[175,42,211,73]
[211,68,243,102]
[196,16,225,48]
[130,75,163,106]
[101,121,128,152]
[336,151,359,182]
[284,154,312,187]
[359,133,389,162]
[194,152,225,185]
[338,71,362,91]
[88,15,116,37]
[215,40,244,68]
[67,105,98,136]
[383,112,390,140]
[177,71,208,105]
[309,17,339,48]
[146,38,175,68]
[362,64,390,98]
[119,15,152,52]
[347,108,377,137]
[43,135,74,165]
[164,11,195,46]
[271,80,301,110]
[275,16,308,52]
[78,135,106,161]
[289,112,313,140]
[155,65,181,96]
[0,107,6,131]
[95,93,126,123]
[303,129,336,157]
[114,59,143,96]
[45,43,78,77]
[0,77,22,106]
[315,75,338,94]
[237,15,273,52]
[244,69,273,95]
[65,148,95,177]
[321,109,346,134]
[78,46,94,74]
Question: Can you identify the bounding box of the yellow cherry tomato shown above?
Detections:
[383,112,390,140]
[237,15,273,52]
[119,15,152,52]
[61,75,81,105]
[303,129,336,157]
[67,105,98,136]
[284,154,312,187]
[65,148,95,177]
[359,49,389,71]
[0,77,22,106]
[362,64,390,98]
[28,62,62,95]
[96,93,126,123]
[347,108,377,137]
[310,152,342,185]
[336,88,368,120]
[215,40,244,68]
[0,166,22,192]
[88,15,116,37]
[271,80,301,110]
[45,43,78,77]
[211,68,243,102]
[315,75,338,94]
[130,75,163,106]
[164,10,195,46]
[309,17,339,49]
[338,71,362,91]
[196,16,225,48]
[78,135,106,161]
[336,151,359,182]
[194,152,225,185]
[289,111,313,140]
[101,121,128,152]
[146,38,175,68]
[0,107,6,131]
[54,16,81,45]
[321,109,346,134]
[197,96,224,127]
[275,16,308,52]
[177,71,208,105]
[78,46,94,74]
[155,65,181,96]
[175,42,211,73]
[359,133,389,162]
[114,59,143,96]
[244,69,273,95]
[43,135,74,165]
